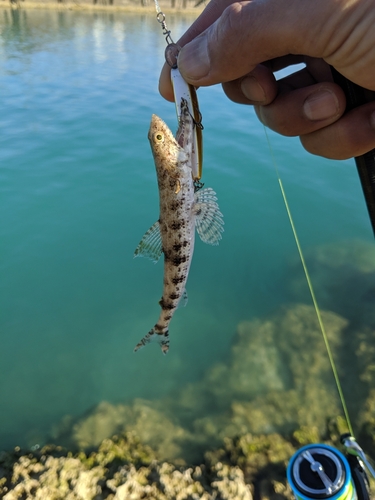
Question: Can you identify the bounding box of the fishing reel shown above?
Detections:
[287,435,375,500]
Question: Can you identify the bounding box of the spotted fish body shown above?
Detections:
[134,99,223,354]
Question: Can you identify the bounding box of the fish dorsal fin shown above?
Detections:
[134,221,162,263]
[194,187,224,246]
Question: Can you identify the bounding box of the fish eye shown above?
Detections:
[155,133,164,142]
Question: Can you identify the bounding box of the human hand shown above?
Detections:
[159,0,375,160]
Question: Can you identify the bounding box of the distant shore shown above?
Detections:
[0,0,205,13]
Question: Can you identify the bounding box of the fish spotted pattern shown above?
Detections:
[134,99,224,354]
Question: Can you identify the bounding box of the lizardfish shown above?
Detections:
[134,98,224,354]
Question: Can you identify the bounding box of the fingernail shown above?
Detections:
[303,89,339,121]
[178,35,210,80]
[241,76,266,103]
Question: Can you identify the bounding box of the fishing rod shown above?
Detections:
[285,71,375,500]
[268,133,375,500]
[330,67,375,238]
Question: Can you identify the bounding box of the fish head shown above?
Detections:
[148,115,178,154]
[148,115,190,175]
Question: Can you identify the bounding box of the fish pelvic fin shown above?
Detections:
[134,328,170,355]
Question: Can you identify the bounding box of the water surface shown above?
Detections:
[0,8,372,449]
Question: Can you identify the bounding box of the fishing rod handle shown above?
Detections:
[330,67,375,237]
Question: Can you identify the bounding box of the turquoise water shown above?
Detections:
[0,8,372,450]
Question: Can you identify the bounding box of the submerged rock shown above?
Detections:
[50,304,353,463]
[287,240,375,327]
[52,399,195,463]
[0,433,254,500]
[3,295,375,498]
[286,240,375,425]
[178,304,347,441]
[6,427,366,500]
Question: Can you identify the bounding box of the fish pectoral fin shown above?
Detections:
[194,187,224,246]
[134,221,163,263]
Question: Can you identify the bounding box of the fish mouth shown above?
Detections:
[149,114,161,131]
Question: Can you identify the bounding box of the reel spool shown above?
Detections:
[287,443,370,500]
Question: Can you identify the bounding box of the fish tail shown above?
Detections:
[134,327,170,355]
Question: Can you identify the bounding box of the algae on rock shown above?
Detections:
[0,434,254,500]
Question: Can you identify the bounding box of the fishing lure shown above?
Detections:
[154,1,203,183]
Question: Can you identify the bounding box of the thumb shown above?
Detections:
[176,0,375,91]
[177,0,310,85]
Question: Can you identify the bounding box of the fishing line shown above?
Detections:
[263,126,354,437]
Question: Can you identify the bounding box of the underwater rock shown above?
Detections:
[111,461,252,500]
[345,326,375,429]
[1,453,106,500]
[51,304,351,463]
[225,384,340,437]
[0,433,254,500]
[52,399,196,463]
[356,328,375,387]
[287,240,375,327]
[5,424,375,500]
[182,304,346,440]
[205,433,295,485]
[357,387,375,457]
[6,425,375,500]
[4,298,375,498]
[205,317,287,404]
[288,241,375,420]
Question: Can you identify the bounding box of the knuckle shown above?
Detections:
[216,2,245,44]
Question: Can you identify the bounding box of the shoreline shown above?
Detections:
[0,0,205,13]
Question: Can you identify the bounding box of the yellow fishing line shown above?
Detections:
[264,126,354,436]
